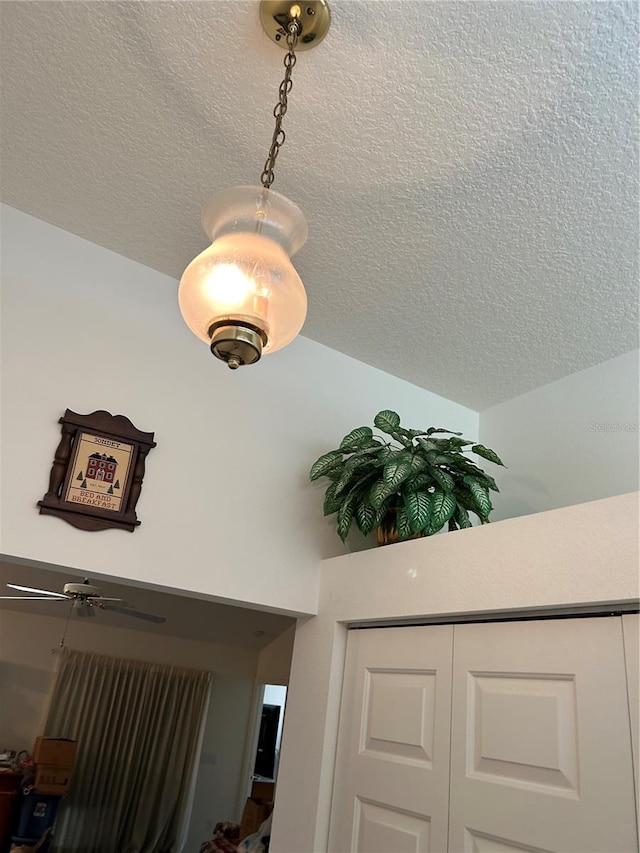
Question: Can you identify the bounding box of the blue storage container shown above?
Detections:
[14,792,61,838]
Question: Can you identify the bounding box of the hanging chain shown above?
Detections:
[261,19,301,189]
[54,601,74,653]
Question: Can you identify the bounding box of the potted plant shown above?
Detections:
[309,410,504,545]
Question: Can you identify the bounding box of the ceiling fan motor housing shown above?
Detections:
[64,582,101,597]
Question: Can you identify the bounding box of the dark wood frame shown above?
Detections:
[38,409,156,532]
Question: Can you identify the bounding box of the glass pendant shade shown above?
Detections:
[179,186,308,365]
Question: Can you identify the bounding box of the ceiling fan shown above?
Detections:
[1,578,166,624]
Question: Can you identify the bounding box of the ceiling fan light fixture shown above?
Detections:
[73,599,95,617]
[178,1,329,369]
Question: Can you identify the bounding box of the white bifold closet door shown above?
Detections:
[330,617,638,853]
[329,625,454,852]
[448,617,637,853]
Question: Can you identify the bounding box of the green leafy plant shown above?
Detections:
[309,410,505,544]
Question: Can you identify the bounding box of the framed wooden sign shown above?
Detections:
[38,409,156,532]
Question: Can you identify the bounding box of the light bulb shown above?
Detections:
[179,186,308,368]
[204,263,257,307]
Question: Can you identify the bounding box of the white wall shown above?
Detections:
[271,492,640,853]
[0,608,259,850]
[0,205,478,617]
[480,351,640,520]
[256,624,295,685]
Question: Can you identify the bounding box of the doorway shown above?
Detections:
[253,685,287,781]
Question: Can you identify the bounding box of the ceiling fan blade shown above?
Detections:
[0,596,70,600]
[87,597,123,602]
[7,584,67,598]
[100,604,166,624]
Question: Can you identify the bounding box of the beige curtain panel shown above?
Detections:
[45,648,212,853]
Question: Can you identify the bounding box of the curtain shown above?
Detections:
[44,648,212,853]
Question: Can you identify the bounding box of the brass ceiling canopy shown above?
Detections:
[260,1,331,50]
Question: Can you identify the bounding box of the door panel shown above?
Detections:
[464,828,552,853]
[449,618,638,853]
[329,625,454,853]
[466,672,578,795]
[355,800,432,853]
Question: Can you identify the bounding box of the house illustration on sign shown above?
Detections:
[86,452,118,483]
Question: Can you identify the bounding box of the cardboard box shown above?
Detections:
[33,737,77,768]
[239,797,273,840]
[251,781,275,802]
[34,764,73,796]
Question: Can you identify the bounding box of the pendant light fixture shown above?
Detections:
[179,1,331,369]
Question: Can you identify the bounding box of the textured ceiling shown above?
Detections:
[0,1,637,409]
[0,560,294,649]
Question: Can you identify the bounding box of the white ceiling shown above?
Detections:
[0,1,637,409]
[0,560,295,649]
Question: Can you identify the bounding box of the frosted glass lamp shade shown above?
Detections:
[179,186,308,364]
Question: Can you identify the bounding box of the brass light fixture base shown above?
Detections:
[209,321,268,369]
[260,0,331,50]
